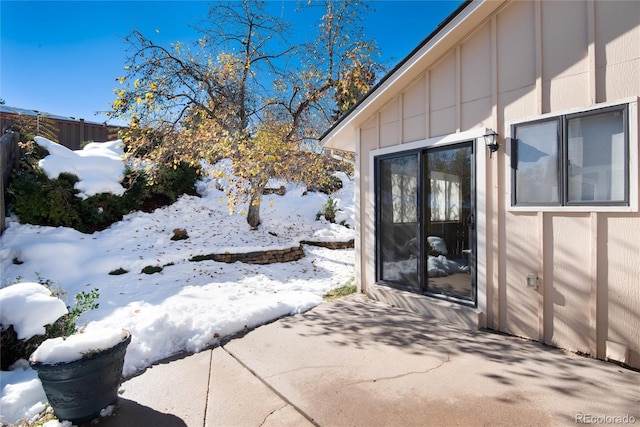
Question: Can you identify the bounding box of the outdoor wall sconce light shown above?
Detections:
[484,129,499,158]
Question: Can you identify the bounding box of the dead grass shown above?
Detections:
[323,278,357,301]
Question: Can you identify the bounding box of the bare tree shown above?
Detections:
[111,0,380,229]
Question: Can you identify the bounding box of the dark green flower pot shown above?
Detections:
[29,331,131,424]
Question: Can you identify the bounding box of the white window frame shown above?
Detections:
[506,98,638,213]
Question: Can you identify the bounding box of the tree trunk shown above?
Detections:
[246,178,266,229]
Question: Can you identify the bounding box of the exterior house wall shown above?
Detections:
[359,118,379,293]
[402,76,427,142]
[430,52,458,136]
[461,23,492,131]
[342,0,640,369]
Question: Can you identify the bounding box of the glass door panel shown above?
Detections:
[378,153,420,291]
[425,143,475,302]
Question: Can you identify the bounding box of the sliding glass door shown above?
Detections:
[376,142,476,305]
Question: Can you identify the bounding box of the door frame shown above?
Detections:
[423,141,477,306]
[369,128,488,313]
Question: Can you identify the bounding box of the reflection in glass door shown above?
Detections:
[377,153,421,292]
[375,142,476,306]
[424,143,475,302]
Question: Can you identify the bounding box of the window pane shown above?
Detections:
[391,173,418,223]
[514,120,559,204]
[378,154,420,290]
[567,110,625,202]
[430,171,460,222]
[426,144,474,301]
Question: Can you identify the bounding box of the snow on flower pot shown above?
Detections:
[29,329,131,424]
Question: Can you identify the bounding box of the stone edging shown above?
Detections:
[190,246,305,265]
[190,239,354,265]
[300,239,355,250]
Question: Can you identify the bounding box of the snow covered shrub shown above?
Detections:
[317,197,349,227]
[80,191,141,232]
[316,198,339,223]
[9,169,84,229]
[18,139,49,163]
[7,140,199,232]
[8,155,132,232]
[9,168,137,233]
[8,141,80,228]
[121,163,148,201]
[0,276,99,370]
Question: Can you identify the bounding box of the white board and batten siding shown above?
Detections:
[334,0,640,369]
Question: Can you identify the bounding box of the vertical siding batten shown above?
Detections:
[542,213,553,345]
[494,9,509,332]
[596,212,608,361]
[376,112,380,150]
[425,70,431,138]
[399,92,404,143]
[476,133,488,328]
[456,46,462,133]
[589,212,599,356]
[537,211,545,342]
[355,127,363,293]
[535,0,543,115]
[490,14,499,329]
[587,0,597,105]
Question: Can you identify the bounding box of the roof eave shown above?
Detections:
[320,0,495,152]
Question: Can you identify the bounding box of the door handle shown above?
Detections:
[468,214,475,230]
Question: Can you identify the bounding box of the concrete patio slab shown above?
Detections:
[206,347,313,427]
[95,293,640,427]
[223,294,640,426]
[98,349,212,427]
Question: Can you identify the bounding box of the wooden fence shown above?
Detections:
[0,109,126,235]
[1,131,20,234]
[0,110,124,150]
[56,119,122,150]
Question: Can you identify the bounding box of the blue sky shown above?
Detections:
[0,1,462,125]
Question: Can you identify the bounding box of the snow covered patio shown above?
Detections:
[99,293,639,427]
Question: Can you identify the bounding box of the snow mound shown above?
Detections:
[0,364,47,425]
[0,283,68,340]
[35,136,126,199]
[30,329,129,365]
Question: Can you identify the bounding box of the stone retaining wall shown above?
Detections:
[189,240,353,265]
[300,239,354,250]
[190,246,305,265]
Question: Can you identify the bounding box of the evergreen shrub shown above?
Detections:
[6,142,199,233]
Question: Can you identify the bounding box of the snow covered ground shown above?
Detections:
[0,138,355,425]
